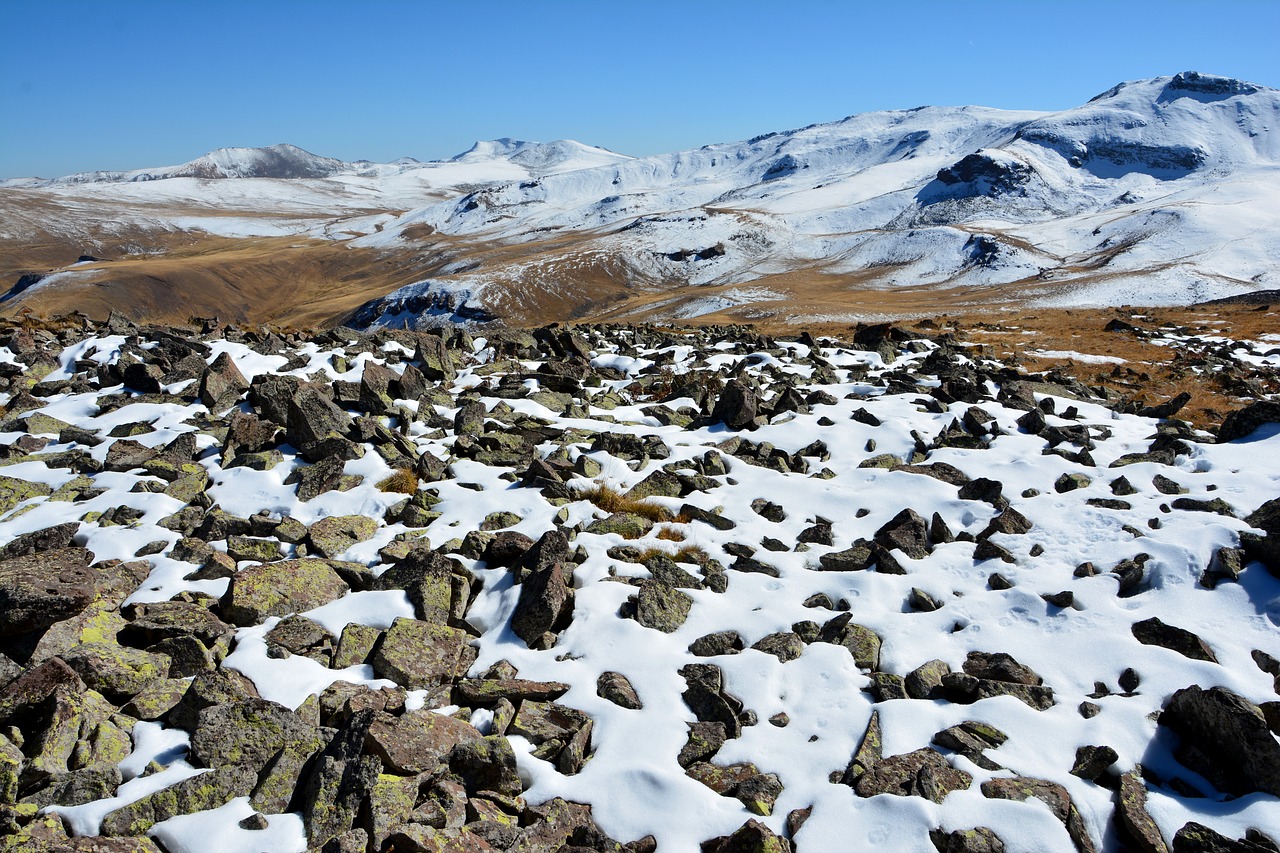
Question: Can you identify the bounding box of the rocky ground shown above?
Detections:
[0,312,1278,852]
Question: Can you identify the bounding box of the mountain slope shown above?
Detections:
[1,72,1276,328]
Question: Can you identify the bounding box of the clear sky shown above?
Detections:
[2,0,1278,178]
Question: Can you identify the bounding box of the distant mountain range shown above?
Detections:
[2,71,1277,327]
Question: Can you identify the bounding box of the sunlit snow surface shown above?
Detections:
[5,328,1277,851]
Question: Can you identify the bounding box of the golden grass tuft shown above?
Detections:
[655,526,686,543]
[576,481,674,522]
[377,468,419,495]
[635,544,711,565]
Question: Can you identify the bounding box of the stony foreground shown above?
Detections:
[0,313,1279,852]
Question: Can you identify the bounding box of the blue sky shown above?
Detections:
[2,0,1277,178]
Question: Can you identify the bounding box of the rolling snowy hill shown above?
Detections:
[1,72,1277,328]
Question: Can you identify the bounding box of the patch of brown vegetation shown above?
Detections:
[576,482,675,523]
[377,468,420,495]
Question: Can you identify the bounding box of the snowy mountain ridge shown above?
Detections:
[2,71,1278,327]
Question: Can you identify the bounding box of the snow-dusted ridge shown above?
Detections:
[3,71,1278,324]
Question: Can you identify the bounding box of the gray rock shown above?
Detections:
[596,671,643,709]
[853,748,972,803]
[874,509,931,559]
[1160,685,1280,797]
[1131,617,1218,662]
[512,562,573,646]
[198,352,249,411]
[0,547,96,636]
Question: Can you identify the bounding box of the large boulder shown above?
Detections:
[364,708,483,775]
[219,558,349,626]
[198,352,249,411]
[1160,685,1280,797]
[0,547,96,636]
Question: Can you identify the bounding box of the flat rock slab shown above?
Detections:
[219,558,349,626]
[0,547,96,636]
[365,709,483,774]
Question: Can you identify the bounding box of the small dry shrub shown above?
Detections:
[377,468,419,494]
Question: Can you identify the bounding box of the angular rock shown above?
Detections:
[371,618,470,689]
[1131,618,1218,662]
[853,748,973,803]
[219,558,349,626]
[365,709,482,775]
[0,547,96,637]
[1160,685,1280,797]
[198,352,249,411]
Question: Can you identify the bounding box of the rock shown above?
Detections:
[1071,745,1119,782]
[1171,823,1278,853]
[980,776,1096,853]
[750,499,786,523]
[512,562,573,646]
[874,509,931,559]
[0,547,95,636]
[842,710,882,785]
[308,515,379,559]
[453,677,569,707]
[932,721,1007,771]
[633,581,693,633]
[905,660,952,700]
[818,540,876,572]
[930,828,1006,853]
[689,631,745,657]
[750,632,804,662]
[818,613,882,669]
[188,697,318,774]
[853,748,973,803]
[597,671,643,709]
[60,642,170,702]
[1160,685,1280,796]
[1243,497,1280,574]
[374,548,465,625]
[448,735,523,797]
[701,819,792,853]
[680,664,746,739]
[198,352,249,411]
[1115,769,1170,853]
[286,384,352,448]
[1131,617,1218,662]
[0,521,79,559]
[1217,401,1280,443]
[99,765,257,835]
[713,380,760,430]
[365,709,482,775]
[962,651,1042,685]
[165,668,262,732]
[219,558,349,626]
[371,618,470,689]
[296,710,381,848]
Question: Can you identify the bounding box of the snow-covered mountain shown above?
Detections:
[2,72,1277,327]
[354,72,1280,326]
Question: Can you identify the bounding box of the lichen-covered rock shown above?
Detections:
[596,671,643,709]
[702,819,792,853]
[0,547,95,636]
[853,748,973,803]
[371,618,470,689]
[219,558,349,626]
[448,735,523,797]
[307,515,380,559]
[61,642,171,702]
[188,697,318,774]
[0,475,54,518]
[1114,770,1169,853]
[98,765,257,835]
[511,562,573,647]
[633,581,693,633]
[364,709,483,775]
[198,352,249,412]
[819,613,882,670]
